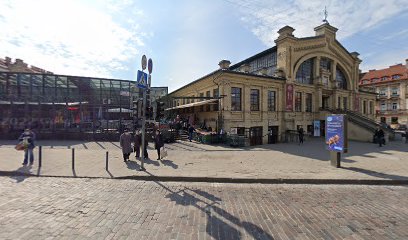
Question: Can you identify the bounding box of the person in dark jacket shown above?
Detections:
[188,125,196,142]
[298,127,304,145]
[374,127,385,147]
[18,128,36,165]
[133,130,141,159]
[154,130,164,160]
[120,129,133,162]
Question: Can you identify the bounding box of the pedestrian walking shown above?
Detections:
[188,125,196,142]
[298,127,304,145]
[120,129,133,162]
[143,136,149,159]
[134,130,141,158]
[374,127,385,147]
[154,130,164,160]
[405,128,408,144]
[18,128,36,165]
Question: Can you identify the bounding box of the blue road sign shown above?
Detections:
[137,70,148,89]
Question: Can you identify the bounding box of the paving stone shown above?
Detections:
[0,177,407,239]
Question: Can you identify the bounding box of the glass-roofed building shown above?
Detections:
[0,60,143,140]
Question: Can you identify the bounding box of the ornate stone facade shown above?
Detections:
[168,23,376,144]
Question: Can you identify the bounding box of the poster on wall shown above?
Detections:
[313,120,320,137]
[285,84,294,111]
[325,115,347,152]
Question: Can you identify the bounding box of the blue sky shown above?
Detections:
[1,0,407,92]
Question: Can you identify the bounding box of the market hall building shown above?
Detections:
[167,23,378,145]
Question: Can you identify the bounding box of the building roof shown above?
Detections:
[169,69,285,95]
[229,46,277,70]
[360,63,408,86]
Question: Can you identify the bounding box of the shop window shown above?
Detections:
[391,117,398,124]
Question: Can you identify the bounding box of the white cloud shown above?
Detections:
[234,0,408,46]
[0,0,143,77]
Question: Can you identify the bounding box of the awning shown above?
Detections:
[165,99,218,111]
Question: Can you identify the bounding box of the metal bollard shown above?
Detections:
[72,148,75,170]
[105,151,109,170]
[38,146,42,168]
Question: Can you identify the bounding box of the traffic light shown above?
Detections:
[156,101,165,121]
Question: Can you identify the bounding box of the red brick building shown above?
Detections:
[0,56,52,74]
[359,60,408,129]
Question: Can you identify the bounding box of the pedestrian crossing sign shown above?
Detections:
[137,70,148,89]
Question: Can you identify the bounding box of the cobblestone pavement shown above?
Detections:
[1,139,407,181]
[0,177,407,240]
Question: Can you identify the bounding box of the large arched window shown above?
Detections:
[295,58,314,84]
[336,68,347,90]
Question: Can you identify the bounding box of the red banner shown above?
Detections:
[286,84,294,111]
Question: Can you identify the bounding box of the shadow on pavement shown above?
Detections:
[11,165,32,183]
[343,167,408,180]
[160,159,178,169]
[143,170,273,239]
[125,161,140,171]
[144,158,160,166]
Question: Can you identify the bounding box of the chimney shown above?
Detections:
[218,60,231,70]
[5,57,11,65]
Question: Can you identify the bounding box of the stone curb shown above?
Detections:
[1,170,408,185]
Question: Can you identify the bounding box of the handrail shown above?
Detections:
[320,107,394,134]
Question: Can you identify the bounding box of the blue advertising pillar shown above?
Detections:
[325,114,348,168]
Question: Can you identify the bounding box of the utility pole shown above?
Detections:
[137,55,153,171]
[140,88,147,171]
